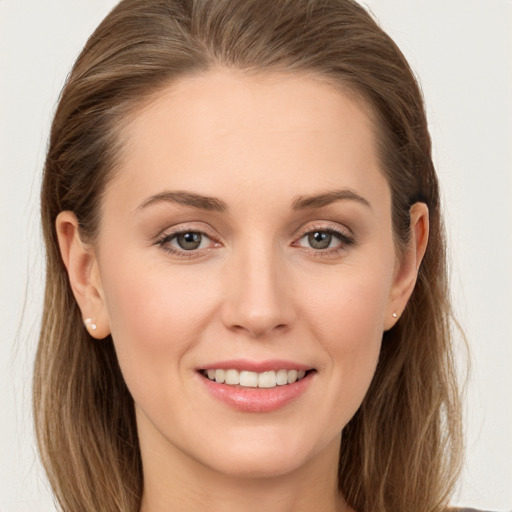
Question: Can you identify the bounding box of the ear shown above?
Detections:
[384,202,429,330]
[55,211,111,339]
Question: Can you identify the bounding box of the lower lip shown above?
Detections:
[198,372,314,413]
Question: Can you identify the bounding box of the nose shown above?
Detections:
[221,242,296,339]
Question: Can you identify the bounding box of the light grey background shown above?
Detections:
[1,1,511,510]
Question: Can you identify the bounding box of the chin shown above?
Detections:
[192,425,339,480]
[204,449,310,480]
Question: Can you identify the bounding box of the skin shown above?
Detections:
[57,69,428,512]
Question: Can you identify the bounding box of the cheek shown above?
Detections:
[299,263,392,422]
[302,260,392,345]
[98,255,220,390]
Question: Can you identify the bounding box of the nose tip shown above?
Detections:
[221,253,295,339]
[230,314,290,339]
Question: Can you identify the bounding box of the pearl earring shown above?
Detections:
[392,312,398,318]
[84,318,97,331]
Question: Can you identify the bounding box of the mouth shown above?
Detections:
[196,360,316,412]
[199,368,315,389]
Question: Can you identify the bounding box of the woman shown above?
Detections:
[34,1,468,511]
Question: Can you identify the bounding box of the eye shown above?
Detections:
[155,229,218,256]
[293,225,355,256]
[174,232,206,250]
[305,231,336,250]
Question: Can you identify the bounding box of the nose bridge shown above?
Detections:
[222,236,294,338]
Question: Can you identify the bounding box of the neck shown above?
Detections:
[139,431,351,512]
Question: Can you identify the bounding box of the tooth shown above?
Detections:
[215,369,225,383]
[287,369,298,384]
[208,368,308,387]
[276,369,288,385]
[258,371,277,388]
[239,371,258,387]
[225,369,240,385]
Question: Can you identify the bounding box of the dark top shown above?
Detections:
[458,509,493,512]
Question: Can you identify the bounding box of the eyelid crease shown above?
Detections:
[295,221,355,241]
[151,220,219,241]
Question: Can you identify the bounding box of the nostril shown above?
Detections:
[228,320,290,338]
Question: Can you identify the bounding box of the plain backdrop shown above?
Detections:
[1,1,511,511]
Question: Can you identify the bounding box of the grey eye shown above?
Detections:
[176,232,203,250]
[307,231,333,249]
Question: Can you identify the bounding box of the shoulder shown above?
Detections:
[456,508,495,512]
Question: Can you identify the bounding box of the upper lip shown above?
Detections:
[198,359,314,373]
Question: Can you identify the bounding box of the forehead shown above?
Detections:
[107,68,389,215]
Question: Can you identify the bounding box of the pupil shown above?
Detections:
[308,231,331,249]
[177,232,202,250]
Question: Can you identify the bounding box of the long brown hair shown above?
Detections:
[34,1,463,511]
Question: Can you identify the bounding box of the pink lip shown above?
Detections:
[196,360,315,413]
[199,359,313,372]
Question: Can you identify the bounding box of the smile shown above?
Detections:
[202,369,309,388]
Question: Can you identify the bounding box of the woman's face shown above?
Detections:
[87,70,413,478]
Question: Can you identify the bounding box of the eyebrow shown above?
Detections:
[291,189,371,210]
[136,187,371,213]
[137,190,228,212]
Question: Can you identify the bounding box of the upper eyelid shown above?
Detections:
[295,221,353,238]
[161,229,212,242]
[292,222,356,252]
[153,220,353,245]
[156,231,218,251]
[154,229,219,258]
[154,222,218,241]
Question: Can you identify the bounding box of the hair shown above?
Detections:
[34,1,463,511]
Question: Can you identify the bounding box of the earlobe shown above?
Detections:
[55,211,110,339]
[385,202,429,330]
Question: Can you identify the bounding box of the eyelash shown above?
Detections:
[154,223,355,259]
[293,224,355,257]
[154,228,219,259]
